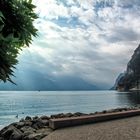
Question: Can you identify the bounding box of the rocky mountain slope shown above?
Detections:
[115,44,140,91]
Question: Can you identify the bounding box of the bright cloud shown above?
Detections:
[13,0,140,89]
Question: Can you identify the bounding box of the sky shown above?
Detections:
[1,0,140,90]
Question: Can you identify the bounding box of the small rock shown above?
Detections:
[0,126,9,134]
[102,110,107,113]
[1,125,23,140]
[9,128,23,140]
[42,120,49,126]
[89,113,95,115]
[20,118,25,122]
[24,121,32,126]
[51,113,64,119]
[94,112,98,114]
[12,122,25,129]
[65,113,73,117]
[32,119,46,130]
[1,125,15,139]
[20,126,36,134]
[25,116,32,121]
[33,116,39,121]
[74,112,84,116]
[0,137,4,140]
[40,116,50,120]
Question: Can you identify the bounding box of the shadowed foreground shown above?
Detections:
[43,116,140,140]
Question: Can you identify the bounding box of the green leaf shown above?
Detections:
[0,25,4,32]
[29,0,32,4]
[0,11,5,19]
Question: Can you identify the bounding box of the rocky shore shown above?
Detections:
[0,106,140,140]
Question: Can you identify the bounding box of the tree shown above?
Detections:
[0,0,38,83]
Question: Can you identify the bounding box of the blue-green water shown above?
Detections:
[0,90,140,128]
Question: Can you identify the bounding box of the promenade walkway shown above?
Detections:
[43,116,140,140]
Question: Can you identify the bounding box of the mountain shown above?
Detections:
[111,73,125,90]
[0,74,99,91]
[115,44,140,91]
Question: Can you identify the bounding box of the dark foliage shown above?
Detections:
[0,0,37,83]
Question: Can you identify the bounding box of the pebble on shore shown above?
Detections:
[0,106,140,140]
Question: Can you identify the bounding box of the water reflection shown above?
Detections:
[126,91,140,105]
[117,91,140,106]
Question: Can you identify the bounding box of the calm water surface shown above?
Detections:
[0,90,140,128]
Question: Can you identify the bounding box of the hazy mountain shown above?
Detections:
[0,73,99,91]
[111,73,125,90]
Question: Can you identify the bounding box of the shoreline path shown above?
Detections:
[43,116,140,140]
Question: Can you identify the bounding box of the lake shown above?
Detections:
[0,90,140,128]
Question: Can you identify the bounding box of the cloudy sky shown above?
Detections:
[1,0,140,90]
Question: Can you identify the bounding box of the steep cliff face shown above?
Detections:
[111,73,125,90]
[116,44,140,91]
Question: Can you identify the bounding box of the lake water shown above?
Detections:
[0,90,140,128]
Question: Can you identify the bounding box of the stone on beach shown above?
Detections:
[1,107,140,140]
[0,116,52,140]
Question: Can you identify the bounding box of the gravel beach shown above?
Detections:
[43,116,140,140]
